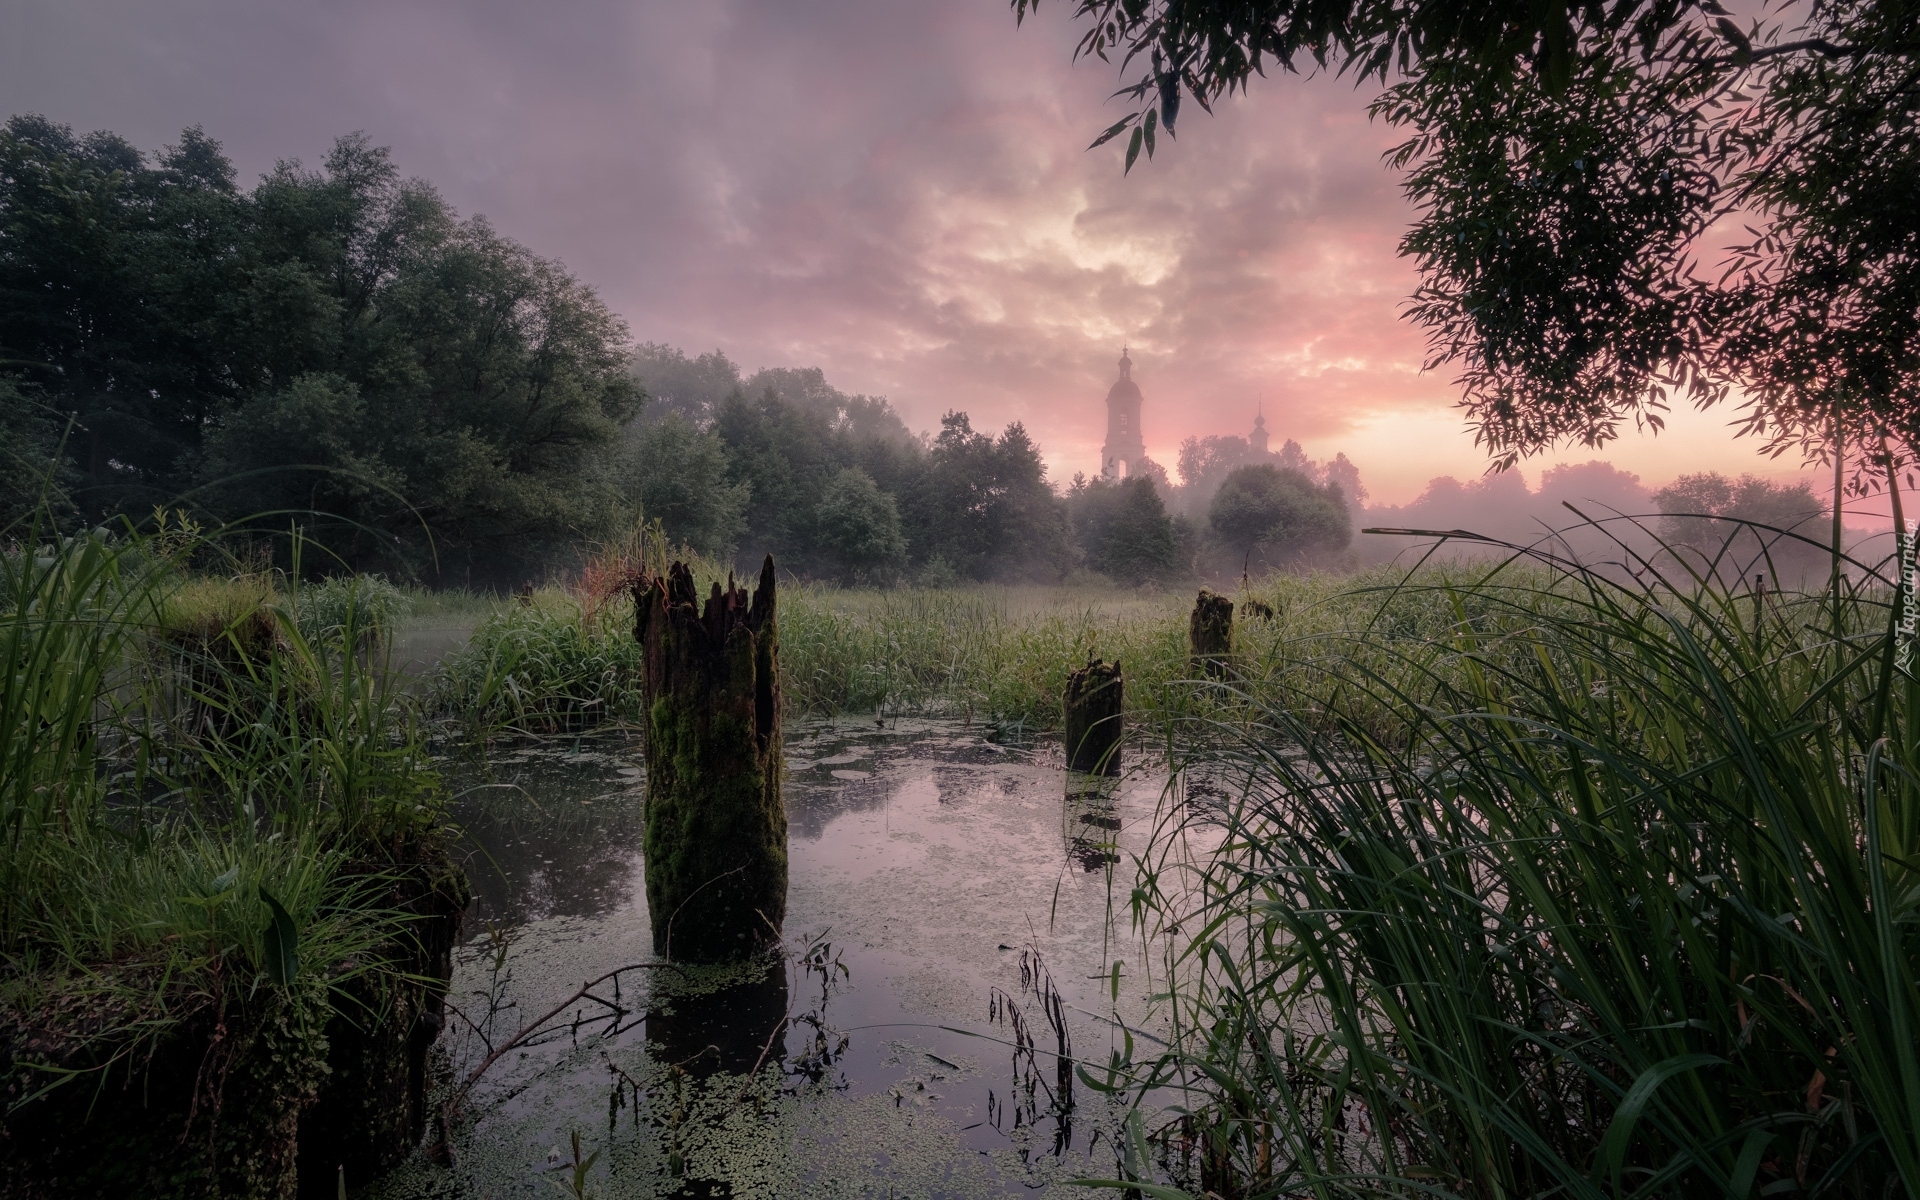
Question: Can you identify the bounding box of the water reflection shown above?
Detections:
[442,741,646,929]
[645,959,790,1079]
[1064,772,1122,871]
[386,720,1166,1198]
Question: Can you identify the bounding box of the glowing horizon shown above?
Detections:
[0,0,1843,511]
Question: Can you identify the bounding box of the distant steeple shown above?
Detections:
[1250,402,1269,455]
[1101,347,1146,480]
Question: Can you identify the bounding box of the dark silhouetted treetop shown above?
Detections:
[901,411,1069,582]
[1208,463,1351,565]
[0,116,638,577]
[1068,475,1179,583]
[1652,470,1829,584]
[1018,0,1919,472]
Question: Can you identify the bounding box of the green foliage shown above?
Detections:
[1207,463,1350,566]
[1104,542,1920,1197]
[1068,475,1179,583]
[0,378,75,530]
[429,568,1486,734]
[691,383,1064,582]
[901,412,1068,581]
[0,525,449,1124]
[616,413,749,558]
[1653,470,1829,584]
[425,591,646,736]
[630,343,746,423]
[811,467,907,583]
[0,117,638,575]
[290,572,411,646]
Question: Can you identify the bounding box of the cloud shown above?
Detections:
[0,0,1831,503]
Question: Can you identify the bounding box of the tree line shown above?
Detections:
[1030,0,1917,490]
[627,344,1353,584]
[1,116,1354,587]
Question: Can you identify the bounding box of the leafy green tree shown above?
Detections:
[615,413,749,558]
[712,386,848,562]
[0,117,247,509]
[742,365,917,444]
[1208,464,1350,567]
[1653,471,1829,585]
[902,412,1067,581]
[0,118,638,578]
[1068,475,1179,583]
[0,377,76,529]
[1023,1,1919,468]
[631,344,744,422]
[812,467,907,583]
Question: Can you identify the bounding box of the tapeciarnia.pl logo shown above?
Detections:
[1899,531,1918,679]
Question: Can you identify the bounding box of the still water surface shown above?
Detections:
[373,718,1173,1199]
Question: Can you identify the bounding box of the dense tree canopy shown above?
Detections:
[1653,471,1829,584]
[1068,475,1182,583]
[902,413,1069,582]
[1024,0,1919,471]
[1,115,1346,588]
[616,413,749,559]
[0,116,637,578]
[1208,464,1352,567]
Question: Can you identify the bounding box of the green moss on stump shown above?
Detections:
[0,968,330,1199]
[1189,589,1235,679]
[1063,658,1124,775]
[633,557,787,964]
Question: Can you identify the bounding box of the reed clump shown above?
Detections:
[1107,532,1920,1198]
[0,523,461,1196]
[427,565,1542,740]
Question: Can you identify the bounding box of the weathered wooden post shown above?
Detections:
[633,557,787,963]
[1063,658,1124,775]
[1190,589,1234,678]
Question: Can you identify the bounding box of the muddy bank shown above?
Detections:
[0,842,468,1200]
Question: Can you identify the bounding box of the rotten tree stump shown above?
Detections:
[632,557,787,963]
[1190,589,1235,678]
[1064,658,1124,775]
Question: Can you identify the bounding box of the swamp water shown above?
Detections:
[373,719,1174,1198]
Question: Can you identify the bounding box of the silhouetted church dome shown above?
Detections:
[1101,346,1147,480]
[1106,347,1141,404]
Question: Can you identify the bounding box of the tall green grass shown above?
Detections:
[1,521,442,1096]
[1104,533,1919,1198]
[428,570,1488,736]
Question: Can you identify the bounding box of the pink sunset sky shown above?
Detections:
[0,0,1854,510]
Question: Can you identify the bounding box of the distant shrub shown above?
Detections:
[292,575,411,646]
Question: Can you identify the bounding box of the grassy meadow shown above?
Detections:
[5,511,1916,1198]
[0,523,459,1193]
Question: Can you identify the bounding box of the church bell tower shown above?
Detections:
[1101,347,1146,479]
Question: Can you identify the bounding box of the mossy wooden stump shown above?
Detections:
[1063,658,1123,775]
[1190,589,1235,679]
[633,557,787,963]
[0,840,468,1200]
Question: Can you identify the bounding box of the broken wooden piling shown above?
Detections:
[1190,589,1234,678]
[632,557,787,963]
[1063,658,1123,775]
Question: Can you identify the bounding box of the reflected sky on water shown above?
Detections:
[375,719,1180,1199]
